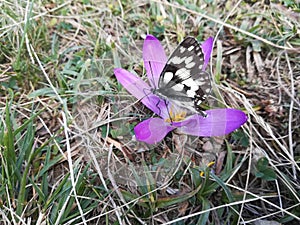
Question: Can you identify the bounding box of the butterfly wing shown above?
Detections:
[156,37,211,116]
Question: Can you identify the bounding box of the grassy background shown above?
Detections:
[0,0,299,224]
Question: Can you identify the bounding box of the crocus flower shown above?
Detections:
[114,35,247,144]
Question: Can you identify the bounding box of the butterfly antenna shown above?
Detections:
[164,99,173,124]
[148,62,157,89]
[155,99,162,117]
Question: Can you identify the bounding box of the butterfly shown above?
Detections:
[152,37,212,118]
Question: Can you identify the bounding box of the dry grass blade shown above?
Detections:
[1,0,299,224]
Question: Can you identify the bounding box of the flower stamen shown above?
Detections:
[165,107,187,123]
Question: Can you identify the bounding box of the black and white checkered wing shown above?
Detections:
[156,37,211,116]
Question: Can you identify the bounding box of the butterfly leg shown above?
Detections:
[199,110,208,117]
[155,99,162,117]
[154,99,173,124]
[163,99,174,124]
[142,87,152,99]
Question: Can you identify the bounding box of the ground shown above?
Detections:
[0,0,299,224]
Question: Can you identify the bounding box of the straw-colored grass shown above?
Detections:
[0,0,299,224]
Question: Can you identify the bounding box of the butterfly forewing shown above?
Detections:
[155,37,211,116]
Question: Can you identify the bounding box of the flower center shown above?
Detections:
[165,108,187,123]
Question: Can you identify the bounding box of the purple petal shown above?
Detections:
[143,95,170,118]
[201,37,214,71]
[177,109,247,136]
[143,35,167,89]
[114,68,171,116]
[134,118,175,144]
[114,68,151,99]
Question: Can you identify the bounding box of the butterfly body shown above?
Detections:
[153,37,211,117]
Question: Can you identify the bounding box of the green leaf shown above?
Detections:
[28,88,57,98]
[254,158,277,181]
[3,89,17,193]
[191,167,202,187]
[257,157,269,169]
[156,184,202,208]
[231,130,249,147]
[196,198,210,225]
[120,190,149,208]
[210,173,234,203]
[261,168,277,181]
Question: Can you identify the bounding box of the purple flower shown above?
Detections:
[114,35,247,144]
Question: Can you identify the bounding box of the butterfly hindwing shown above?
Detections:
[155,37,211,116]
